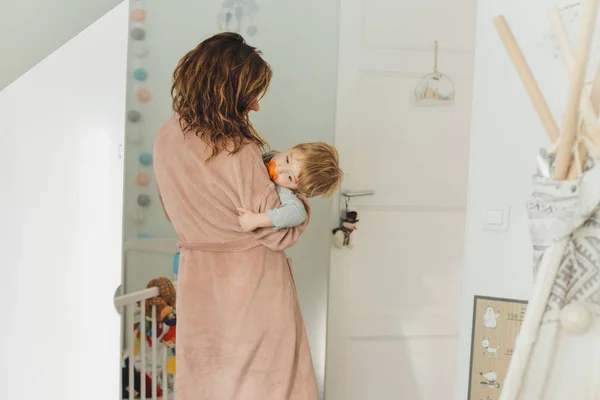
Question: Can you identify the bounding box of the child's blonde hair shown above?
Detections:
[292,142,343,198]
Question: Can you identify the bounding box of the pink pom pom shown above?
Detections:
[137,172,151,187]
[131,9,147,22]
[137,89,152,103]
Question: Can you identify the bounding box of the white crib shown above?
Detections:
[115,238,179,400]
[115,287,175,400]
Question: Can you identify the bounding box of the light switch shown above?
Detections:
[484,206,510,231]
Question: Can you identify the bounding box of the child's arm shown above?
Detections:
[238,186,307,232]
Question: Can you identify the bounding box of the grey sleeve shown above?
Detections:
[266,186,307,229]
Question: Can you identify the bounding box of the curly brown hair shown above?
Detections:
[171,32,272,160]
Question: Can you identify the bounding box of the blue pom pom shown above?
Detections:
[139,152,153,166]
[133,68,147,81]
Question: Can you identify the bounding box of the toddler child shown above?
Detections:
[238,142,342,231]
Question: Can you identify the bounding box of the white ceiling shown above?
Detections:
[0,0,123,90]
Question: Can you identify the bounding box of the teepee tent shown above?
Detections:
[492,1,600,399]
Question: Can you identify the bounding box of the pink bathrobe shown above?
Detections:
[153,116,319,400]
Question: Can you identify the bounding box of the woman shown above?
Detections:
[153,33,319,400]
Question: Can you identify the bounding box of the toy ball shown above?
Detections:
[131,9,146,22]
[137,89,151,103]
[166,356,176,375]
[133,68,147,81]
[137,172,151,186]
[139,152,153,166]
[137,194,151,207]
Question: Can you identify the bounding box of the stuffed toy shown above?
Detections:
[332,210,359,248]
[159,321,177,375]
[144,277,176,327]
[134,277,178,376]
[133,319,177,375]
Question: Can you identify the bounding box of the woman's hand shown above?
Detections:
[237,207,274,232]
[296,194,310,213]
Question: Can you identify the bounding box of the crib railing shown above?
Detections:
[115,287,174,400]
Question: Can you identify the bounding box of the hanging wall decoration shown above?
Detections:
[414,40,456,106]
[127,0,150,147]
[217,0,260,36]
[130,2,149,57]
[127,0,155,236]
[127,3,146,146]
[133,151,153,231]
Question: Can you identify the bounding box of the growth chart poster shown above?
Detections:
[467,295,528,400]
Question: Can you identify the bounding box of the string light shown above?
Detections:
[127,0,154,234]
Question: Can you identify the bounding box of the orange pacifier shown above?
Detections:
[266,160,278,181]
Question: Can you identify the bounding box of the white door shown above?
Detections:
[0,4,127,399]
[325,0,476,398]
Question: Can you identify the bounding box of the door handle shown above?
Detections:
[342,190,375,198]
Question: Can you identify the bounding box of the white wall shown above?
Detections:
[120,0,341,397]
[0,3,127,399]
[455,0,575,397]
[0,0,122,90]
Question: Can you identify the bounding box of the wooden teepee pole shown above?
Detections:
[493,16,560,144]
[553,0,599,180]
[494,3,599,399]
[548,6,600,178]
